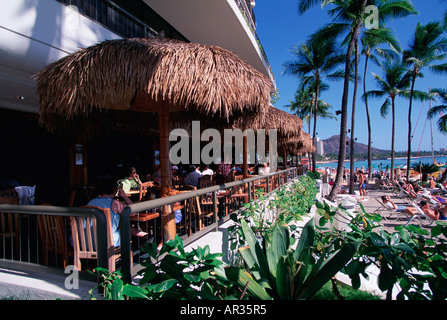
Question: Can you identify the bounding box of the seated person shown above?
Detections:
[258,162,270,175]
[381,195,416,215]
[184,165,202,187]
[419,188,445,207]
[118,167,142,193]
[201,164,214,176]
[151,165,161,186]
[399,181,418,198]
[419,200,447,221]
[87,178,147,247]
[427,177,436,189]
[171,165,180,186]
[127,167,142,189]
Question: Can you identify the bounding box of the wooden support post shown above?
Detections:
[159,101,175,241]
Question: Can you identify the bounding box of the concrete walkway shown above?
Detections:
[0,264,102,300]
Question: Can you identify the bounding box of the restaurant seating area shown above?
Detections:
[0,167,304,275]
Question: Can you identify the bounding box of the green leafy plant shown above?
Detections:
[136,236,228,299]
[229,176,317,244]
[316,200,447,300]
[225,218,361,300]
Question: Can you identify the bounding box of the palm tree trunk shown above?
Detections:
[363,54,372,180]
[440,168,447,182]
[407,72,417,180]
[349,40,359,194]
[312,78,320,173]
[328,5,366,201]
[391,97,396,181]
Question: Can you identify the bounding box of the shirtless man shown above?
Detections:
[358,170,366,196]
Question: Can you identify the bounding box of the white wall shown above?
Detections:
[0,0,121,112]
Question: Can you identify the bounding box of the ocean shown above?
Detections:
[316,156,447,172]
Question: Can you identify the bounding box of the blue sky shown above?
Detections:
[254,0,446,152]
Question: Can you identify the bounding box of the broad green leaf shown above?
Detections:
[294,219,315,262]
[298,241,361,299]
[122,284,150,300]
[267,224,289,277]
[369,232,388,247]
[390,233,400,246]
[146,278,177,293]
[378,265,396,292]
[276,256,294,300]
[225,267,272,300]
[241,219,271,281]
[111,277,124,300]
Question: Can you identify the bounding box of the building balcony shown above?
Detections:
[0,0,274,115]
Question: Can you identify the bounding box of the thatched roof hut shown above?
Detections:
[35,37,273,241]
[35,37,273,131]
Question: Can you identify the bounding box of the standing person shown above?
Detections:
[87,178,147,247]
[358,170,366,196]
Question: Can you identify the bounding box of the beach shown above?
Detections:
[316,156,447,172]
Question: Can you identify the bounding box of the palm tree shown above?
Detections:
[403,21,447,180]
[298,0,417,200]
[283,37,344,172]
[361,28,401,180]
[363,58,411,181]
[287,81,336,135]
[411,162,440,182]
[428,88,447,133]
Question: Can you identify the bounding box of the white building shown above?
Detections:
[316,137,324,155]
[0,0,275,197]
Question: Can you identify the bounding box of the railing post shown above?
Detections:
[248,181,252,203]
[213,191,218,231]
[120,206,133,284]
[90,208,108,273]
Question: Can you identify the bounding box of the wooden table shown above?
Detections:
[125,189,140,197]
[216,190,230,217]
[130,211,160,222]
[231,192,249,204]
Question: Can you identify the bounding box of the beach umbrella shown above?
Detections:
[35,37,273,241]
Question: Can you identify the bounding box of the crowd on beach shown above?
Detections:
[319,165,447,223]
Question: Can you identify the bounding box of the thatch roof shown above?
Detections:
[35,37,273,131]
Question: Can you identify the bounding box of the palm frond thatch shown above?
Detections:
[35,37,274,131]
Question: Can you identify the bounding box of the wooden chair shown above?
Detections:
[234,175,248,193]
[0,196,20,257]
[139,181,154,201]
[175,185,208,233]
[37,208,71,268]
[199,179,216,189]
[0,188,19,198]
[70,206,127,272]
